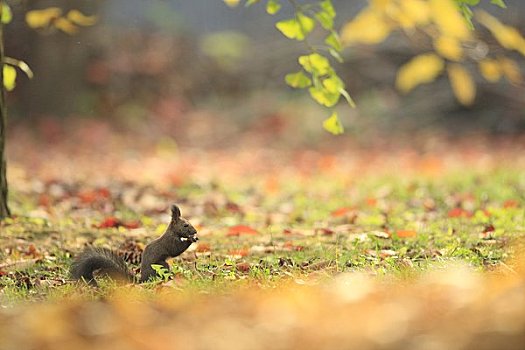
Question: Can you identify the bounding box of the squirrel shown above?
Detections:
[71,204,198,285]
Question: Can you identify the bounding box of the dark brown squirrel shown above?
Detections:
[71,204,198,285]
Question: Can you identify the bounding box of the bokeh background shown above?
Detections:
[4,0,525,147]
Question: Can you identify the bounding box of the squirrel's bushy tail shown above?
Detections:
[71,247,133,286]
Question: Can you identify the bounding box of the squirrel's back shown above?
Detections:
[71,247,133,286]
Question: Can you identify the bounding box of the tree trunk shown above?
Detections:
[0,2,10,219]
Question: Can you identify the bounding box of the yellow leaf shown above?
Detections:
[429,0,470,40]
[54,17,78,34]
[66,10,97,26]
[308,86,340,107]
[3,65,16,91]
[478,59,501,82]
[396,53,444,93]
[499,57,523,85]
[341,9,391,45]
[401,0,430,26]
[477,10,525,56]
[387,6,414,29]
[25,7,62,29]
[223,0,241,7]
[371,0,391,12]
[388,0,430,29]
[1,3,12,24]
[322,112,344,135]
[433,36,463,61]
[447,64,475,106]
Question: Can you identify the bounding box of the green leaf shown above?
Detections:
[322,74,344,93]
[315,11,333,30]
[1,3,12,24]
[299,53,331,75]
[276,18,302,40]
[315,0,336,30]
[325,31,342,52]
[285,71,312,88]
[320,0,336,18]
[296,13,315,35]
[458,4,474,29]
[322,112,344,135]
[309,86,340,107]
[266,0,281,14]
[3,65,17,91]
[490,0,506,8]
[275,13,314,41]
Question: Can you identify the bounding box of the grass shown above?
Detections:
[1,163,523,304]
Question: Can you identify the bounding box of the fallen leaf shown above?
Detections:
[366,198,377,207]
[96,216,120,228]
[447,208,472,218]
[396,230,417,238]
[283,241,305,251]
[482,224,495,233]
[331,207,353,217]
[94,217,141,229]
[316,228,334,235]
[227,249,249,258]
[227,225,258,236]
[196,243,211,253]
[236,262,251,272]
[503,199,519,209]
[122,221,141,230]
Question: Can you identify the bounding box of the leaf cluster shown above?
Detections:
[341,0,523,106]
[1,3,96,91]
[226,0,524,132]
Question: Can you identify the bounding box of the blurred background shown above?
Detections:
[4,0,525,147]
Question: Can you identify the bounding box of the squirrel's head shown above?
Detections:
[170,204,198,243]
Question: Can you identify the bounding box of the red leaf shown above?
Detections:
[38,194,51,207]
[482,224,495,233]
[236,262,251,272]
[503,199,519,209]
[447,208,472,218]
[97,188,111,199]
[25,244,39,257]
[196,243,211,253]
[78,188,111,204]
[284,241,304,251]
[396,230,417,238]
[331,207,352,217]
[122,221,141,229]
[95,217,140,229]
[227,249,249,257]
[227,225,258,236]
[78,190,98,204]
[225,201,242,214]
[316,228,334,235]
[366,198,377,207]
[96,216,120,228]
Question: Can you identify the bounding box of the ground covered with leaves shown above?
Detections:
[0,124,524,349]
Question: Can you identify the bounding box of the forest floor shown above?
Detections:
[0,122,524,349]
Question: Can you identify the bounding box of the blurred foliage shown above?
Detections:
[1,2,95,93]
[225,0,525,133]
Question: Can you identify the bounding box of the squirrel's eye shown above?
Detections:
[183,223,189,227]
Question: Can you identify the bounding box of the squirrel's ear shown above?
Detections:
[171,204,181,220]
